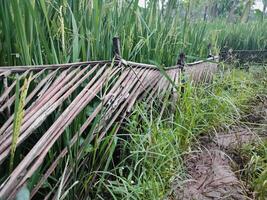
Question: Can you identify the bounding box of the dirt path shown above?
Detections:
[168,95,267,200]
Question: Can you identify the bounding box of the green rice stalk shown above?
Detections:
[9,73,32,173]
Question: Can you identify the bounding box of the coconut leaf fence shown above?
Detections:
[0,38,218,199]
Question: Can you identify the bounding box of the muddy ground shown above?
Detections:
[168,95,267,200]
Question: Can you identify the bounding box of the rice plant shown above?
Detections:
[0,0,266,66]
[9,73,32,173]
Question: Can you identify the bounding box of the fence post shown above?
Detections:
[177,52,185,71]
[207,43,213,58]
[177,52,186,95]
[112,36,121,59]
[219,46,228,62]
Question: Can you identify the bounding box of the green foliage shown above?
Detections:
[0,0,266,66]
[241,141,267,199]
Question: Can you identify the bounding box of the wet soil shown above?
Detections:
[168,95,267,200]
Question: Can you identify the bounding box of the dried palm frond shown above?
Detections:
[0,56,218,199]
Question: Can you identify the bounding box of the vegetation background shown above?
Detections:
[0,0,266,66]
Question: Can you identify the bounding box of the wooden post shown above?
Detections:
[177,52,186,95]
[203,6,208,21]
[207,43,213,58]
[219,46,228,62]
[112,36,121,59]
[177,52,186,71]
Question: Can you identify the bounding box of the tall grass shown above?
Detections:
[0,0,266,66]
[206,20,267,51]
[80,66,266,199]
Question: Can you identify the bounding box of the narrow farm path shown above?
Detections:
[169,95,267,200]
